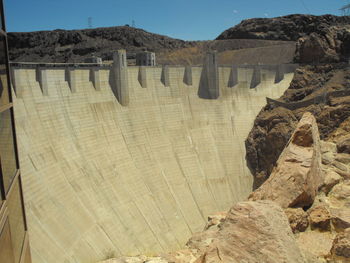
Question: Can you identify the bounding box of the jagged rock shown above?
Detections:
[297,231,335,260]
[329,181,350,206]
[321,141,337,154]
[8,26,194,63]
[295,32,340,64]
[99,256,168,263]
[186,231,217,253]
[309,205,331,230]
[217,14,350,41]
[284,208,309,233]
[245,108,298,188]
[330,228,350,259]
[331,208,350,230]
[322,152,335,165]
[203,212,227,231]
[331,160,349,174]
[337,135,350,154]
[335,153,350,165]
[249,112,323,208]
[321,170,342,194]
[163,249,198,263]
[194,200,305,263]
[246,65,350,187]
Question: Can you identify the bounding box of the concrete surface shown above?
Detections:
[11,64,294,263]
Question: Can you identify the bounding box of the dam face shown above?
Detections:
[11,64,294,263]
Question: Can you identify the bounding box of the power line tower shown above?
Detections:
[132,20,136,28]
[340,1,350,15]
[88,17,93,28]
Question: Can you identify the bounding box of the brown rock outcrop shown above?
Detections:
[203,212,227,231]
[330,228,350,260]
[246,65,350,188]
[194,200,305,263]
[284,208,309,233]
[295,31,340,64]
[309,205,331,230]
[337,135,350,154]
[249,112,323,208]
[321,170,342,194]
[296,231,335,260]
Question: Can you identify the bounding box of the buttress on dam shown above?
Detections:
[10,53,295,262]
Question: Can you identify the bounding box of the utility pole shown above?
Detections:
[88,17,93,28]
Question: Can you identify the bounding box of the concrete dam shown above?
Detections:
[10,53,296,263]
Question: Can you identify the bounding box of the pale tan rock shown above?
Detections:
[99,256,168,263]
[335,153,350,165]
[309,205,331,230]
[330,208,350,230]
[331,168,350,180]
[330,228,350,259]
[321,141,337,154]
[337,135,350,154]
[322,151,335,165]
[249,112,323,208]
[163,249,198,263]
[203,212,227,231]
[284,208,309,233]
[296,231,335,259]
[329,181,350,207]
[194,200,305,263]
[331,161,349,173]
[321,170,342,194]
[186,231,217,253]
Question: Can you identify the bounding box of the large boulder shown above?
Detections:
[194,200,305,263]
[284,208,309,233]
[295,31,340,64]
[249,112,323,208]
[337,135,350,154]
[330,228,350,260]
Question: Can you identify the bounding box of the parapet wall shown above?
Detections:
[11,62,295,263]
[266,89,350,110]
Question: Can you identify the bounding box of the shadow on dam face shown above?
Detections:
[11,64,295,263]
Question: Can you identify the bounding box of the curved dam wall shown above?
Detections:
[11,63,294,263]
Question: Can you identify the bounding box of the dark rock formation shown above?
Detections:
[246,64,350,188]
[8,26,195,62]
[217,14,350,42]
[248,112,323,208]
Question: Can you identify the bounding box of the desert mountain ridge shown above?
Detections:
[10,13,348,64]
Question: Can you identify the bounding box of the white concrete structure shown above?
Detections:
[11,64,294,263]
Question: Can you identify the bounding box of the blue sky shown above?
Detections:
[4,0,343,40]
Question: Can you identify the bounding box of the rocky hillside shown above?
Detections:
[8,25,296,64]
[217,14,350,41]
[8,26,195,62]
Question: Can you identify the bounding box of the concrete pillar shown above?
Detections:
[138,66,148,88]
[10,68,20,97]
[110,50,129,106]
[198,51,219,99]
[183,66,193,86]
[89,68,101,91]
[250,66,261,89]
[65,68,76,93]
[36,67,49,96]
[161,65,170,87]
[274,64,285,83]
[228,65,238,87]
